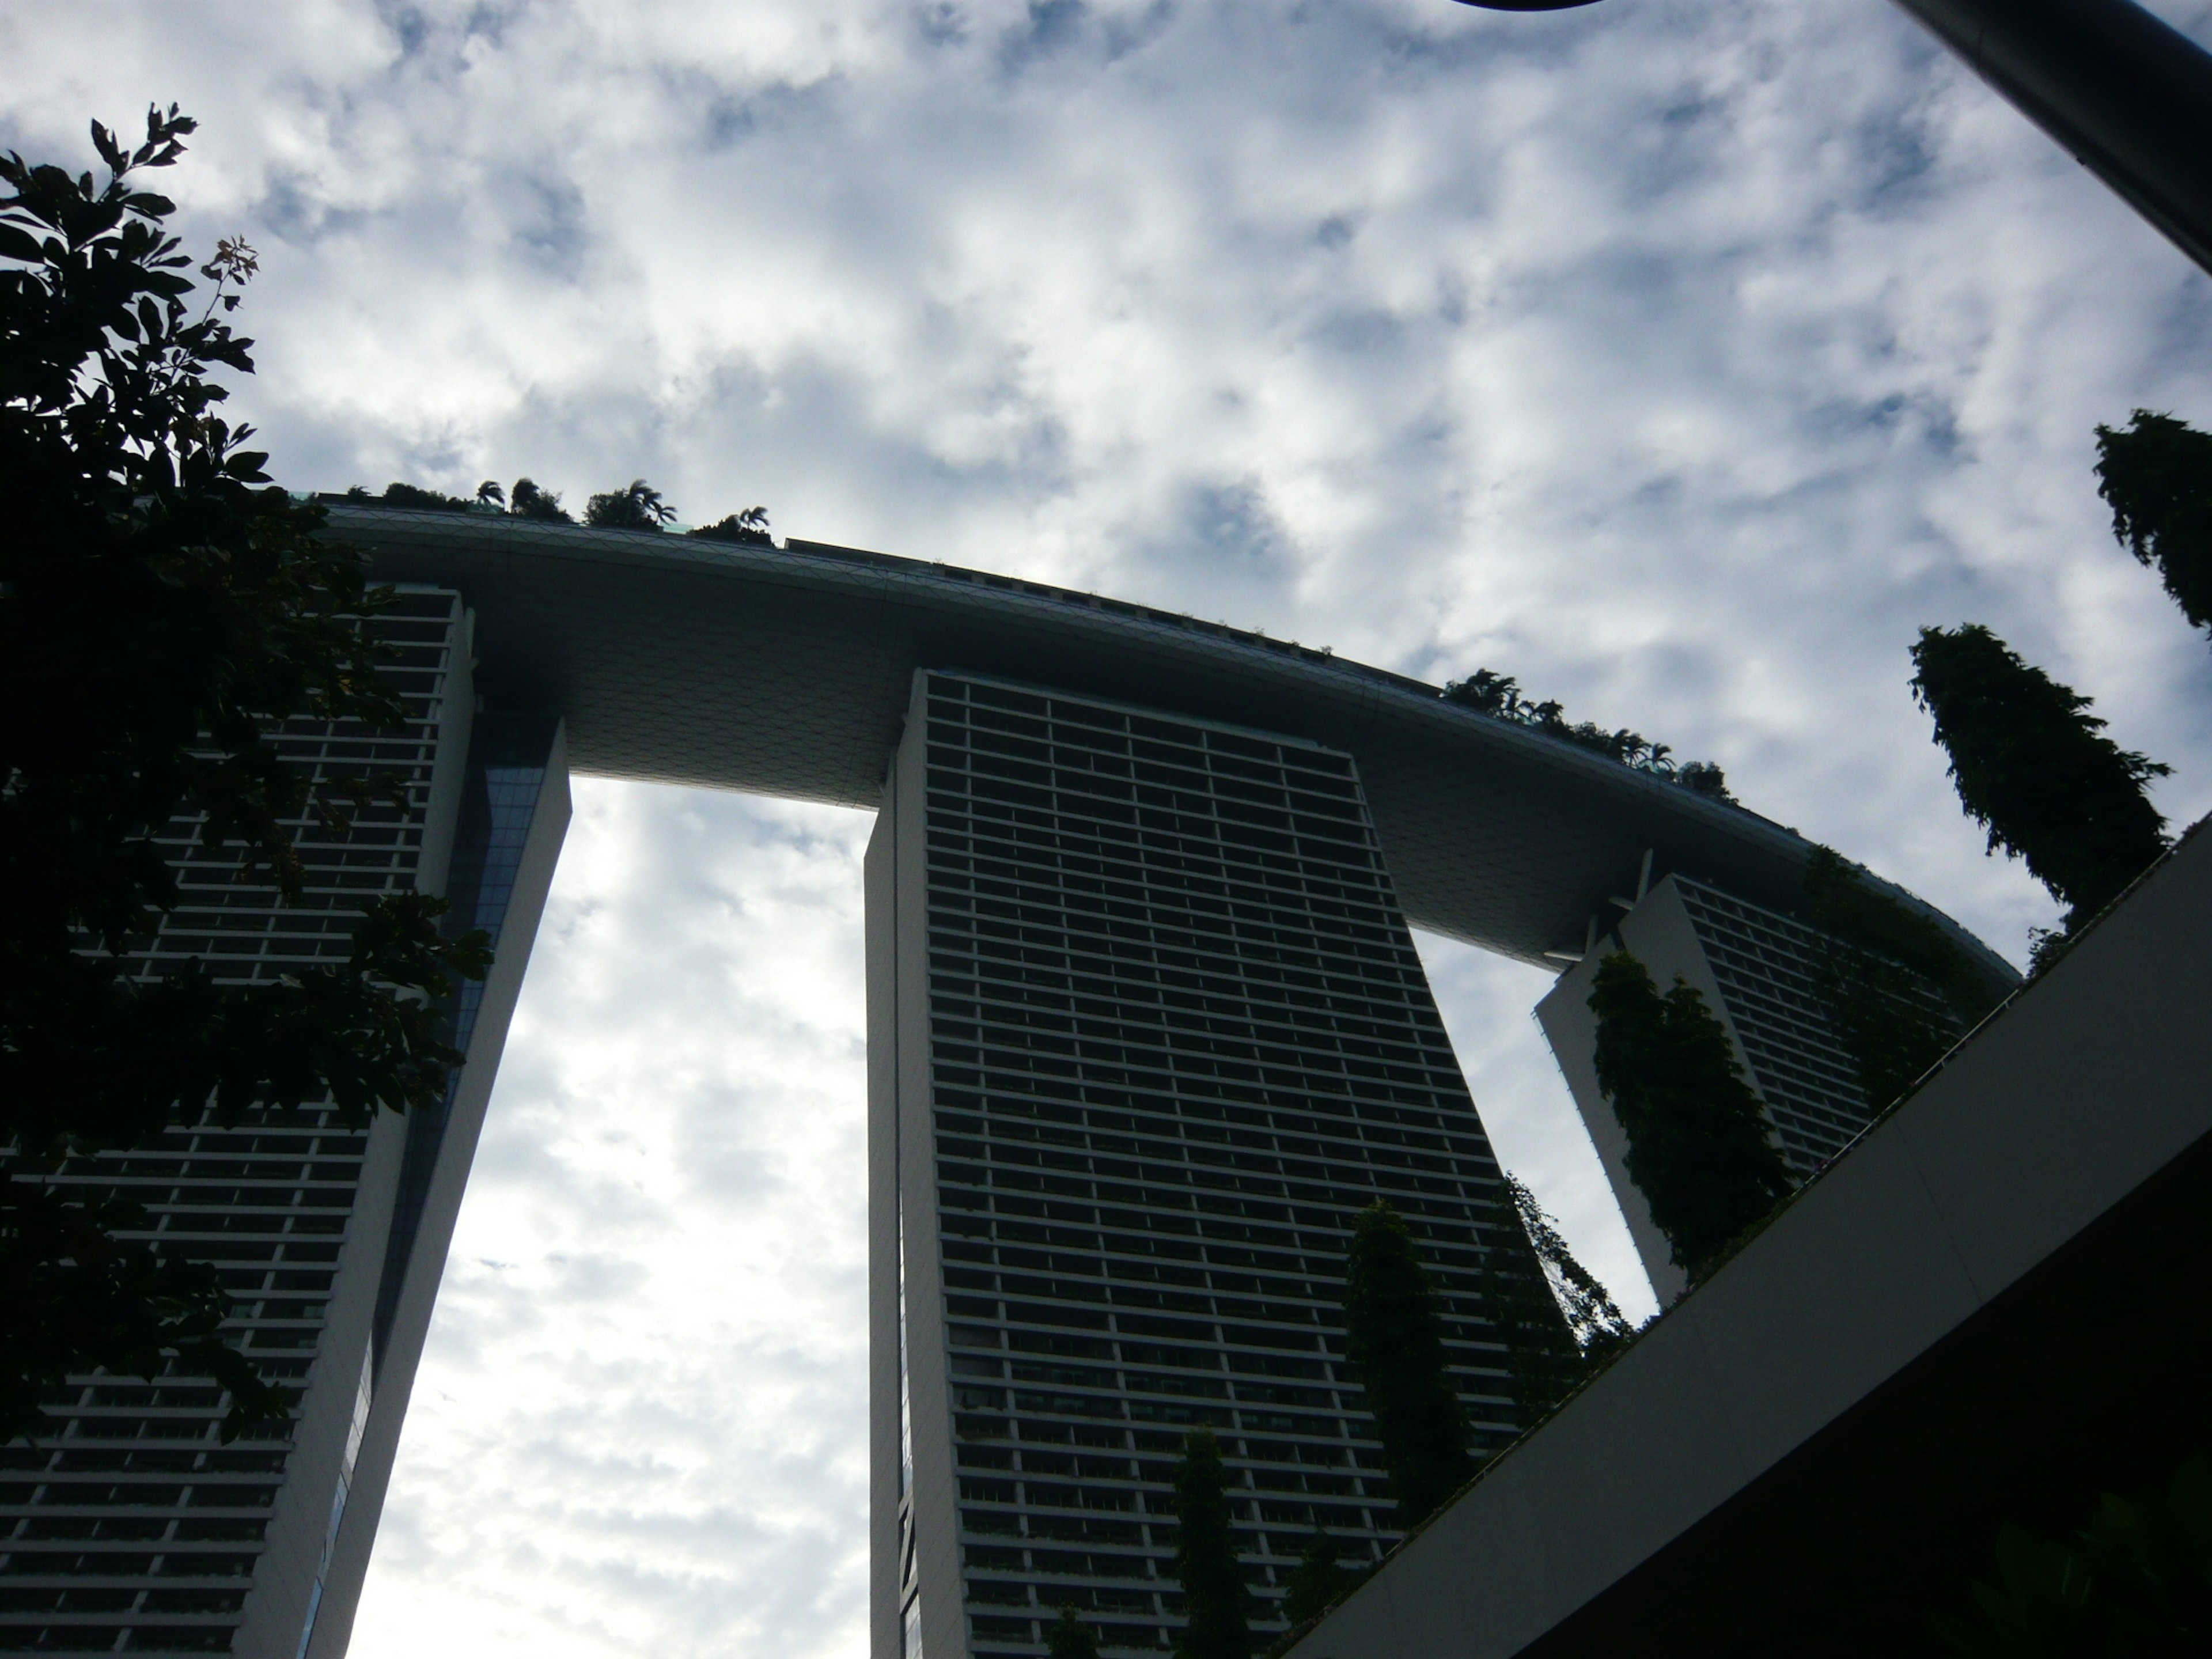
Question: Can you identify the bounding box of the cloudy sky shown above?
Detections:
[10,1,2212,1653]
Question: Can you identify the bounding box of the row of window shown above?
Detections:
[933,966,1447,1039]
[926,732,1368,820]
[926,685,1357,781]
[929,885,1406,965]
[939,1104,1491,1168]
[929,927,1430,1014]
[927,840,1393,919]
[925,814,1388,895]
[930,912,1424,993]
[925,766,1373,857]
[930,695,1359,787]
[932,858,1393,936]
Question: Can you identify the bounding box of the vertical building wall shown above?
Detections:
[869,671,1559,1659]
[0,588,568,1659]
[1535,872,1962,1302]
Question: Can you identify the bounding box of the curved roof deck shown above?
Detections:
[335,505,2013,979]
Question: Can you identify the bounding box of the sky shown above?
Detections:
[8,1,2212,1654]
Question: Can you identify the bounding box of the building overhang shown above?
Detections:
[337,506,2009,975]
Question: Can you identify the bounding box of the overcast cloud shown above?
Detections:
[7,2,2212,1655]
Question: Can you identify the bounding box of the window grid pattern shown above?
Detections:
[1,590,465,1656]
[912,675,1539,1659]
[1673,877,1960,1175]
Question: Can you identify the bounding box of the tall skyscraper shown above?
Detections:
[0,587,569,1658]
[869,671,1566,1659]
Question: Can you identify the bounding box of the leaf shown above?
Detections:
[91,119,126,172]
[0,222,43,263]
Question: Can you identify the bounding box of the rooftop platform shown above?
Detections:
[336,506,2008,976]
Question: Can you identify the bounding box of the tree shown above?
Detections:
[1340,1201,1475,1527]
[2,108,488,1441]
[1171,1426,1250,1659]
[1047,1605,1101,1659]
[1910,625,2170,946]
[507,475,571,521]
[1440,669,1736,804]
[689,505,772,546]
[2094,408,2212,642]
[1477,1196,1584,1432]
[1507,1175,1634,1363]
[343,480,475,512]
[1587,953,1791,1286]
[1279,1530,1369,1627]
[1477,1176,1635,1431]
[1803,846,2009,1114]
[583,476,675,531]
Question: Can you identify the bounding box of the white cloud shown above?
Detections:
[8,0,2212,1652]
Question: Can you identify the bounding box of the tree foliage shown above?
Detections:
[1910,625,2170,945]
[1440,669,1734,802]
[1,108,487,1442]
[342,480,478,513]
[1479,1176,1636,1430]
[338,479,779,544]
[583,476,675,531]
[1803,847,2010,1114]
[1477,1195,1584,1432]
[1588,953,1791,1286]
[507,475,571,521]
[1171,1426,1250,1659]
[1340,1201,1475,1527]
[2094,408,2212,642]
[1047,1605,1102,1659]
[1937,1456,2211,1656]
[1279,1530,1369,1627]
[689,505,773,546]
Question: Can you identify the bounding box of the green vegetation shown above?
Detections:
[1340,1201,1476,1527]
[1047,1605,1102,1659]
[584,476,675,531]
[1171,1426,1250,1659]
[2095,409,2212,644]
[339,476,777,544]
[1476,1189,1584,1431]
[1479,1175,1637,1428]
[1506,1175,1634,1361]
[506,476,571,521]
[690,505,773,546]
[1,108,487,1442]
[341,480,477,512]
[1279,1530,1369,1626]
[1802,847,2010,1113]
[1938,1456,2211,1655]
[1588,953,1791,1286]
[1910,625,2170,959]
[1441,669,1734,802]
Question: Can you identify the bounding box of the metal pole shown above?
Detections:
[1888,0,2212,278]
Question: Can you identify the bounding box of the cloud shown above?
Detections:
[8,1,2212,1653]
[355,783,873,1659]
